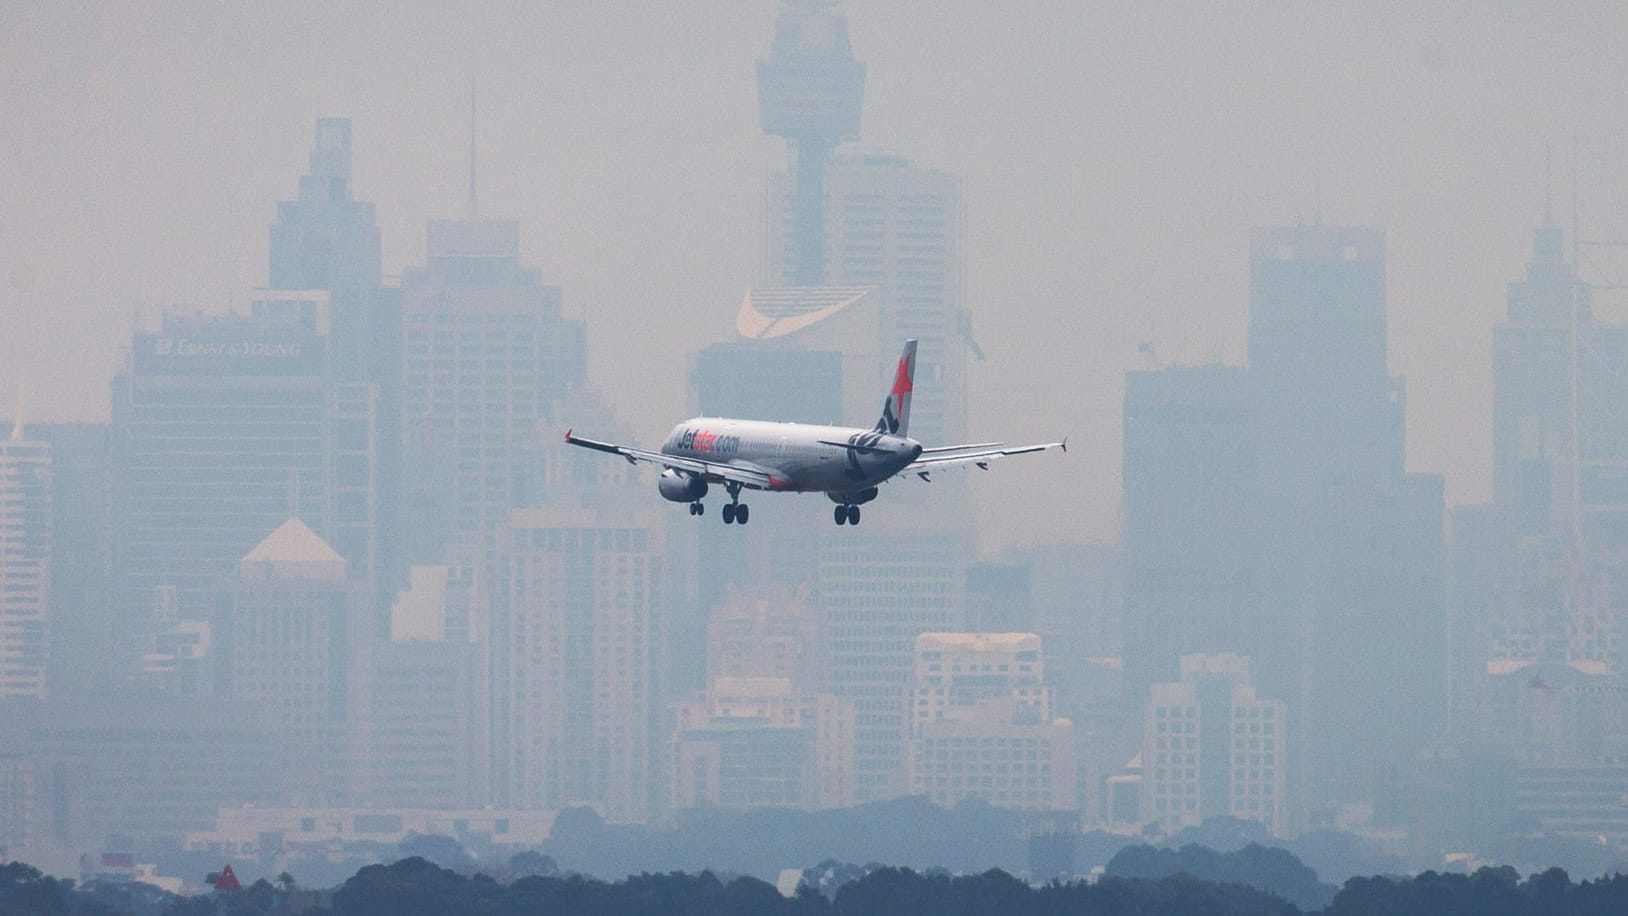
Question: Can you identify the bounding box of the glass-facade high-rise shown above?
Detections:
[269,118,383,385]
[1246,224,1444,818]
[269,118,401,617]
[1121,364,1263,702]
[399,219,585,563]
[766,152,968,445]
[0,427,51,699]
[110,301,377,651]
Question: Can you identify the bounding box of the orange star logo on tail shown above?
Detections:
[891,354,914,399]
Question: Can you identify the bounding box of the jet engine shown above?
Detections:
[658,469,708,503]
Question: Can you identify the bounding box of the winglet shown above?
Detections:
[1061,436,1068,453]
[564,428,574,442]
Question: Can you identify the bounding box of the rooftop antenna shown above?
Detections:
[1571,127,1579,265]
[1313,140,1323,226]
[9,372,23,441]
[1544,143,1554,226]
[468,77,478,221]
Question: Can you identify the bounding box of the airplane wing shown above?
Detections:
[565,430,781,490]
[905,439,1067,475]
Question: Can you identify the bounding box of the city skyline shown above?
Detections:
[10,0,1628,885]
[9,3,1628,549]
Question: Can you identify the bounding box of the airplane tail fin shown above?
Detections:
[875,339,917,436]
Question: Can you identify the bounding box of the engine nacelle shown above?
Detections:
[658,469,708,503]
[828,487,879,505]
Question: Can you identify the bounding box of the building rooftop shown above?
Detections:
[240,517,346,580]
[736,286,877,340]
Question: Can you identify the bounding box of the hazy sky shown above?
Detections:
[6,1,1628,549]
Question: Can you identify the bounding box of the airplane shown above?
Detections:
[565,339,1065,526]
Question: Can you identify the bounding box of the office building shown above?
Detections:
[766,152,968,445]
[213,517,371,806]
[1249,226,1396,492]
[0,696,277,848]
[0,421,50,699]
[819,526,968,801]
[1492,220,1586,539]
[110,300,377,644]
[906,632,1076,811]
[1121,364,1262,701]
[399,219,585,562]
[30,424,112,699]
[268,118,384,385]
[356,563,488,809]
[682,332,856,688]
[505,506,666,823]
[670,589,854,812]
[964,562,1032,633]
[670,679,855,812]
[1480,659,1628,768]
[0,750,37,851]
[268,119,402,617]
[1246,224,1444,816]
[1142,653,1286,836]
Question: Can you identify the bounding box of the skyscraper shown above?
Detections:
[738,0,978,808]
[269,119,401,617]
[819,528,967,801]
[33,424,112,698]
[1121,364,1262,701]
[766,152,969,445]
[1484,219,1628,677]
[0,420,51,699]
[214,517,371,806]
[356,562,489,809]
[1142,653,1287,836]
[399,219,585,563]
[109,300,375,647]
[268,118,383,385]
[1492,220,1585,540]
[505,506,666,822]
[1246,224,1444,815]
[1249,226,1395,495]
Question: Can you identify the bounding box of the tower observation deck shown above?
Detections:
[757,0,866,286]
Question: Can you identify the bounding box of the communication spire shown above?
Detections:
[1545,143,1554,226]
[757,0,866,286]
[9,372,23,441]
[1313,141,1323,226]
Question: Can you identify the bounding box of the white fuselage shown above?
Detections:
[659,417,923,493]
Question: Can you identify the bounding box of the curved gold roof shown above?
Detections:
[736,286,878,340]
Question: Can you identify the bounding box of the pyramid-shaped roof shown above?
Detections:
[240,517,346,579]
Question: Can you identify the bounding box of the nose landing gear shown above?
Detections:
[833,504,860,526]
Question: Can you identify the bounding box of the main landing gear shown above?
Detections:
[829,487,876,527]
[720,482,749,525]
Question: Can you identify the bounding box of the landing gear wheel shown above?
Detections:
[848,505,861,525]
[722,504,736,525]
[736,504,749,525]
[695,502,705,516]
[834,505,848,526]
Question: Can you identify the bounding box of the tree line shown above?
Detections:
[9,854,1628,916]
